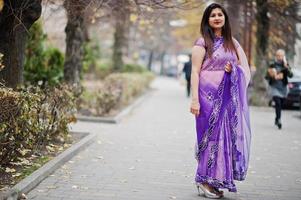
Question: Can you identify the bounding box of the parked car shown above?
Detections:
[299,93,301,115]
[284,68,301,108]
[165,66,178,77]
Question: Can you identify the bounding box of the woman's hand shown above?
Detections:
[275,73,284,80]
[225,61,232,73]
[190,103,200,117]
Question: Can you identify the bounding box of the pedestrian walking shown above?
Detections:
[183,54,192,97]
[266,49,293,129]
[190,3,251,198]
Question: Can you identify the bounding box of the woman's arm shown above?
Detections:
[190,45,206,116]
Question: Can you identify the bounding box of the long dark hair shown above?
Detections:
[200,3,236,57]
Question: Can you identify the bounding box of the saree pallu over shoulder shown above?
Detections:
[194,37,251,192]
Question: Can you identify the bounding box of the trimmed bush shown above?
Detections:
[95,61,113,79]
[78,72,154,116]
[122,63,147,73]
[0,85,76,166]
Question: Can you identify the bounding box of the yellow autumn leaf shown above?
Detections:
[130,14,138,23]
[171,4,204,49]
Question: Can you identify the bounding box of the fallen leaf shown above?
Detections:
[12,173,22,177]
[10,162,22,166]
[17,158,32,166]
[46,145,55,152]
[5,167,16,173]
[47,186,57,189]
[19,149,31,156]
[72,185,79,189]
[20,193,27,199]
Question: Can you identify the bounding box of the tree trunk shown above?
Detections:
[147,50,154,71]
[0,0,41,88]
[224,0,242,41]
[256,0,269,57]
[159,51,165,75]
[63,0,87,89]
[250,0,270,106]
[255,0,269,83]
[112,1,130,71]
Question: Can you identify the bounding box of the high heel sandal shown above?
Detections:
[213,187,224,197]
[196,183,223,199]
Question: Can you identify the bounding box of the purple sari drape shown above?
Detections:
[194,37,251,192]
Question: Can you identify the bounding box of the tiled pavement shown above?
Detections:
[27,77,301,200]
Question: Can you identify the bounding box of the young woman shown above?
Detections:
[267,49,293,129]
[190,3,251,199]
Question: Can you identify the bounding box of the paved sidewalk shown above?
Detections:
[27,77,301,200]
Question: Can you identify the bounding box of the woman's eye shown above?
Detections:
[210,14,216,17]
[218,13,223,17]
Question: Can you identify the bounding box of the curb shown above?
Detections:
[77,90,153,124]
[0,131,96,200]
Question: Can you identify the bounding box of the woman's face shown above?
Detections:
[276,51,284,62]
[208,8,225,30]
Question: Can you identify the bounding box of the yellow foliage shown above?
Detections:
[130,14,138,23]
[172,5,205,49]
[270,0,291,8]
[0,0,4,12]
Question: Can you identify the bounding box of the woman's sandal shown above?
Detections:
[196,183,223,199]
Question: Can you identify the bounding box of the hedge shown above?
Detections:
[0,85,76,166]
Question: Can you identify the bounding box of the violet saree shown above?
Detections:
[193,37,251,192]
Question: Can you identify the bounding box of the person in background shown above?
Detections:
[267,49,293,129]
[183,54,192,97]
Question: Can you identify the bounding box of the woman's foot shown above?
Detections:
[277,122,282,129]
[275,119,282,129]
[196,183,223,199]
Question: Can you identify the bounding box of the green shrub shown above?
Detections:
[122,63,147,73]
[82,41,101,74]
[94,61,112,79]
[24,21,64,87]
[0,85,76,166]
